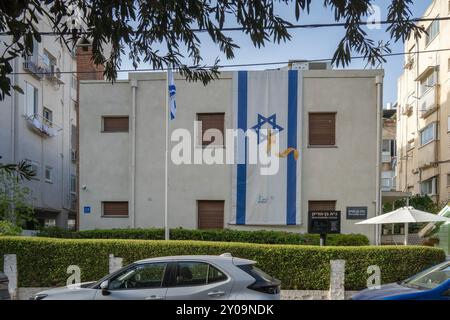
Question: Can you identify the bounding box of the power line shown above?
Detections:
[1,16,449,36]
[10,47,450,76]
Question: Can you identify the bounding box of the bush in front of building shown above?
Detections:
[37,227,370,246]
[0,220,22,236]
[0,236,445,290]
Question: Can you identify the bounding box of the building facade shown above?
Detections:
[396,0,450,203]
[79,68,383,243]
[0,14,78,229]
[382,106,397,192]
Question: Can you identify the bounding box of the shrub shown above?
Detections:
[0,236,445,290]
[0,220,22,236]
[37,227,370,246]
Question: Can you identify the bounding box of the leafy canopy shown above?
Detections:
[0,0,424,99]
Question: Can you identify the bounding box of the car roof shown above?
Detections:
[135,255,255,266]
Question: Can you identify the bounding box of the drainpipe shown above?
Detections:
[130,79,138,228]
[375,74,384,246]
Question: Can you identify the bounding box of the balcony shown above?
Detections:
[382,152,392,163]
[419,85,439,118]
[23,56,45,79]
[25,114,62,137]
[417,140,437,168]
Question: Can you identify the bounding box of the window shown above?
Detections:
[402,263,450,290]
[447,174,450,187]
[102,116,129,132]
[42,50,57,72]
[67,219,76,231]
[425,18,440,46]
[208,265,228,284]
[174,262,208,286]
[420,177,437,196]
[109,263,167,290]
[44,166,53,183]
[382,140,391,153]
[308,113,336,146]
[25,82,38,116]
[71,74,77,90]
[43,107,53,126]
[420,72,437,97]
[44,219,56,227]
[381,178,392,188]
[197,200,224,229]
[197,113,225,146]
[102,201,129,217]
[70,174,76,194]
[420,123,437,146]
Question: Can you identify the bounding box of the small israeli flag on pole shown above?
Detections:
[168,67,176,120]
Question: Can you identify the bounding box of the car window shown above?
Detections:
[109,263,167,290]
[208,265,228,284]
[238,264,274,282]
[175,262,208,286]
[402,263,450,290]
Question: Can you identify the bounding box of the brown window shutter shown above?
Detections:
[103,116,129,132]
[309,113,336,146]
[103,201,129,216]
[308,201,337,211]
[197,113,225,146]
[198,200,224,229]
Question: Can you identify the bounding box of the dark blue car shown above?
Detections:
[352,261,450,300]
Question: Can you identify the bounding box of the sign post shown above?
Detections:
[308,211,341,246]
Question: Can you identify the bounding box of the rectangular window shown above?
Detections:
[67,219,76,231]
[43,107,53,126]
[382,140,391,153]
[447,174,450,187]
[102,201,129,217]
[44,166,53,183]
[308,201,337,211]
[425,18,440,46]
[197,200,224,229]
[308,113,336,146]
[420,72,436,96]
[25,82,38,116]
[381,178,392,188]
[420,123,437,146]
[102,116,129,132]
[70,174,76,194]
[420,178,437,196]
[71,74,77,90]
[42,50,57,72]
[44,219,56,228]
[196,113,225,146]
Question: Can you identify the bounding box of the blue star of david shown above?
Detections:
[251,114,284,144]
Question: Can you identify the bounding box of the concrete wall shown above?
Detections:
[0,15,78,227]
[79,70,381,243]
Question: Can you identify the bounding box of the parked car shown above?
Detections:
[352,261,450,300]
[0,272,10,300]
[31,254,281,300]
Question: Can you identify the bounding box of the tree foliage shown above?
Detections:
[0,0,424,99]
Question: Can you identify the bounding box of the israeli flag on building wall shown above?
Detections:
[231,70,302,225]
[168,67,176,120]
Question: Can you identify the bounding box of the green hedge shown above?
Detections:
[0,236,445,290]
[37,227,370,246]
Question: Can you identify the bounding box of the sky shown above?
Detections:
[118,0,434,106]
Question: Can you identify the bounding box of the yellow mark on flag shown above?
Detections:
[278,148,299,161]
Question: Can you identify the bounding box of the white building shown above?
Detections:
[79,65,383,243]
[0,14,78,229]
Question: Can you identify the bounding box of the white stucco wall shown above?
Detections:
[79,70,381,243]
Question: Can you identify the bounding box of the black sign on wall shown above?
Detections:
[308,211,341,234]
[346,207,368,220]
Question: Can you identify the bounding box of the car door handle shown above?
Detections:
[145,295,164,300]
[208,291,225,297]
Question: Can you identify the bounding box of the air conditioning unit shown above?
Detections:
[71,149,77,161]
[412,168,419,174]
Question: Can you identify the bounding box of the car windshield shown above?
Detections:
[401,262,450,290]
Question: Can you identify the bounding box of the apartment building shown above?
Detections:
[0,14,79,229]
[382,105,397,192]
[396,0,450,203]
[79,65,383,243]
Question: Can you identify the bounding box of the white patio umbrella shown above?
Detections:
[356,206,450,245]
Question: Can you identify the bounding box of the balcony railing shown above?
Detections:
[25,113,62,137]
[23,55,64,84]
[419,85,439,118]
[382,152,392,163]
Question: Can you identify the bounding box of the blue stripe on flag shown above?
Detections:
[236,71,248,225]
[286,70,298,225]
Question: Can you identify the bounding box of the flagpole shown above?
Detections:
[164,65,170,241]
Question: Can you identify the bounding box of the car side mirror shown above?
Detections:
[100,280,110,296]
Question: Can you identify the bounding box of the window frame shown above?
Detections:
[106,262,169,291]
[102,201,129,218]
[70,174,77,195]
[425,17,440,47]
[25,82,38,117]
[308,112,337,147]
[44,165,53,183]
[43,107,53,126]
[196,112,225,148]
[102,116,129,133]
[420,177,437,196]
[420,122,437,146]
[166,261,229,288]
